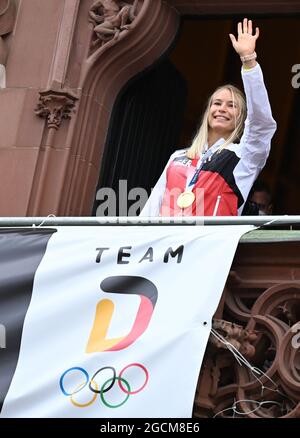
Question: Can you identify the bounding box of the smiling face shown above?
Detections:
[208,88,240,138]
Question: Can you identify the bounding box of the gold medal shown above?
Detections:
[177,191,195,209]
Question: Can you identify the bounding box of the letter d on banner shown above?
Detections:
[86,276,158,353]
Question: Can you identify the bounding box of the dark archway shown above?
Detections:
[93,58,187,216]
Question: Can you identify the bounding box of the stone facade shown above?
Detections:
[1,0,300,216]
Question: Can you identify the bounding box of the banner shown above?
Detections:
[0,225,253,418]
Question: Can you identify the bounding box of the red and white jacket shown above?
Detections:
[140,64,277,217]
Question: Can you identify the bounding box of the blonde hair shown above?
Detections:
[187,85,247,159]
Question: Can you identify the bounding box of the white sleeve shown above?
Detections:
[140,153,176,216]
[239,63,277,169]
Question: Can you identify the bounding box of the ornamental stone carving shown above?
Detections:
[35,89,78,130]
[89,0,139,46]
[195,258,300,418]
[210,319,258,358]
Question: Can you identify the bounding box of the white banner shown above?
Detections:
[0,225,253,417]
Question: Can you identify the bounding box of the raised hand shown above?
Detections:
[229,18,259,57]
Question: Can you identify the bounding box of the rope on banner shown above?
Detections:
[213,398,283,418]
[210,328,276,385]
[32,214,57,228]
[209,328,296,417]
[261,218,280,227]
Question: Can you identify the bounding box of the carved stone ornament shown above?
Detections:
[194,278,300,418]
[35,89,78,130]
[89,0,139,47]
[210,319,258,358]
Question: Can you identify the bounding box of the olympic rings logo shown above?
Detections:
[59,363,149,409]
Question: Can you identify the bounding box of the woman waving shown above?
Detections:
[141,18,277,217]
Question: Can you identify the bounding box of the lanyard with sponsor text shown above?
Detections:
[185,145,218,191]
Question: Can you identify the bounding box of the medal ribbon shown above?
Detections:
[185,144,219,192]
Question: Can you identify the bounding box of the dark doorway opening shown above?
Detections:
[93,58,187,216]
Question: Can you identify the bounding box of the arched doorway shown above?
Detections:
[59,0,300,216]
[92,58,187,216]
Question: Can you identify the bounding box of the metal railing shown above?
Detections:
[0,215,299,226]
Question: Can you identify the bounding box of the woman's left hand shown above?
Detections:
[229,18,259,56]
